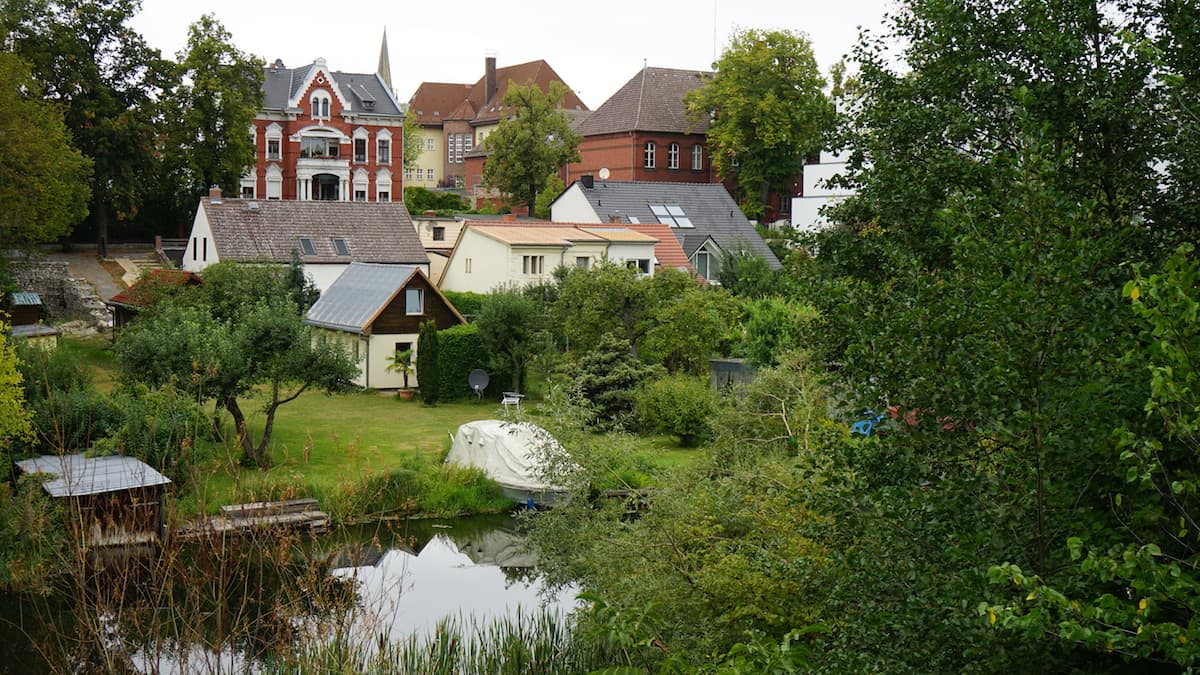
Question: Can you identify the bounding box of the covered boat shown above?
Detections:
[445,420,570,505]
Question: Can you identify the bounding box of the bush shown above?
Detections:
[437,324,495,400]
[417,320,440,405]
[574,334,660,430]
[403,186,466,214]
[635,375,717,447]
[442,291,487,320]
[92,384,213,486]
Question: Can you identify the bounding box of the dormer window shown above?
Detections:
[331,238,350,256]
[311,90,331,119]
[298,238,316,256]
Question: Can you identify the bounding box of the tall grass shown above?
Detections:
[272,611,602,674]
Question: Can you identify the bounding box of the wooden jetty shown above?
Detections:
[176,498,330,540]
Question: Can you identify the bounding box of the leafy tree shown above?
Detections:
[0,325,33,461]
[0,51,91,268]
[685,28,832,218]
[481,81,581,212]
[739,296,818,367]
[475,287,543,393]
[634,374,716,447]
[2,0,176,253]
[417,320,439,405]
[116,268,356,468]
[716,246,777,299]
[986,244,1200,668]
[533,171,564,219]
[160,14,263,223]
[557,263,691,360]
[385,348,413,389]
[402,110,423,172]
[641,281,739,375]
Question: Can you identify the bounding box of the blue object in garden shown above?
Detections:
[851,410,885,437]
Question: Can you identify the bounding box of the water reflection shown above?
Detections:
[328,517,578,643]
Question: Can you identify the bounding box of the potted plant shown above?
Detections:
[386,349,415,400]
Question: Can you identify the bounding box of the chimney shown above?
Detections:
[208,186,223,203]
[485,55,498,105]
[608,213,624,224]
[581,175,594,189]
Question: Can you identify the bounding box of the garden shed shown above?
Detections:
[16,454,171,547]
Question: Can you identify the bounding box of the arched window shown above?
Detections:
[311,90,331,119]
[376,129,392,165]
[353,168,368,201]
[266,123,283,160]
[643,141,656,169]
[353,127,369,163]
[692,144,703,170]
[376,168,392,202]
[668,143,680,170]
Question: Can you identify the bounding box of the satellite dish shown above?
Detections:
[598,167,610,181]
[468,369,490,399]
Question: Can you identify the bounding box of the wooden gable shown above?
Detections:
[369,271,465,335]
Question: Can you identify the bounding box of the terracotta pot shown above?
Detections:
[397,388,415,401]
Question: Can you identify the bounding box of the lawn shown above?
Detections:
[58,336,708,516]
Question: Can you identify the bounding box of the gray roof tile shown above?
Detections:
[202,199,428,266]
[305,262,420,333]
[260,61,401,116]
[569,181,779,267]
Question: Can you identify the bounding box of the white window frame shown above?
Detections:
[643,141,656,169]
[405,288,424,315]
[522,255,545,275]
[668,143,679,170]
[311,90,332,119]
[353,168,368,202]
[266,164,283,200]
[692,144,703,170]
[376,129,392,165]
[376,169,392,201]
[266,123,283,161]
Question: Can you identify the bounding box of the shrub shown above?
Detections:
[92,384,213,486]
[635,375,717,447]
[574,333,661,430]
[442,290,486,320]
[417,320,439,405]
[437,323,494,400]
[403,186,466,214]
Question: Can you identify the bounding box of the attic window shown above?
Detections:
[298,238,316,256]
[650,204,693,228]
[331,238,350,256]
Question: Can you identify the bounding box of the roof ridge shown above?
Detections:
[634,65,647,130]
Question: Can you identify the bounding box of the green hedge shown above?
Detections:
[442,290,487,320]
[438,323,497,400]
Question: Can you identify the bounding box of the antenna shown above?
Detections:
[468,369,490,400]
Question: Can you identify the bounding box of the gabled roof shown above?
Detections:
[564,180,780,268]
[407,82,474,125]
[624,223,695,274]
[261,59,402,116]
[304,262,464,334]
[468,60,589,125]
[575,67,711,137]
[407,60,588,128]
[17,454,171,498]
[106,270,201,309]
[200,199,428,266]
[461,222,656,247]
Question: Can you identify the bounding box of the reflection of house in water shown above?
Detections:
[16,454,171,547]
[452,528,536,568]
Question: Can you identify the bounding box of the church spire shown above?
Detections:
[377,28,393,94]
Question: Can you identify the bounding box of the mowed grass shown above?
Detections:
[187,392,502,513]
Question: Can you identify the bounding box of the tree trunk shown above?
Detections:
[225,396,270,469]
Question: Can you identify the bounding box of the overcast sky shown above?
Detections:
[130,0,898,109]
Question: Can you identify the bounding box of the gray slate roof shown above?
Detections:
[10,292,41,306]
[568,181,780,268]
[261,61,402,116]
[202,199,428,266]
[305,262,420,334]
[575,67,711,137]
[17,454,171,497]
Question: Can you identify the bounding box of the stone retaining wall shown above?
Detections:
[11,261,110,330]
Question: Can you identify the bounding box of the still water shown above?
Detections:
[0,514,577,674]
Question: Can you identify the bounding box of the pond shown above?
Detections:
[0,513,578,673]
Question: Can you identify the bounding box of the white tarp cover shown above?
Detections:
[446,420,564,493]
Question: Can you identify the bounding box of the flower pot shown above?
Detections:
[397,388,415,401]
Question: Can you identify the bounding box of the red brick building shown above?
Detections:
[246,49,405,203]
[566,67,714,185]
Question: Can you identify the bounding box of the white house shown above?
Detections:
[303,262,465,389]
[791,151,854,233]
[182,189,429,293]
[549,179,779,283]
[438,222,659,294]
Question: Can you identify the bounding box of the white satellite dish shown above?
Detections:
[598,167,610,181]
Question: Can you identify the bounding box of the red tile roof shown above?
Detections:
[625,223,696,276]
[107,269,202,308]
